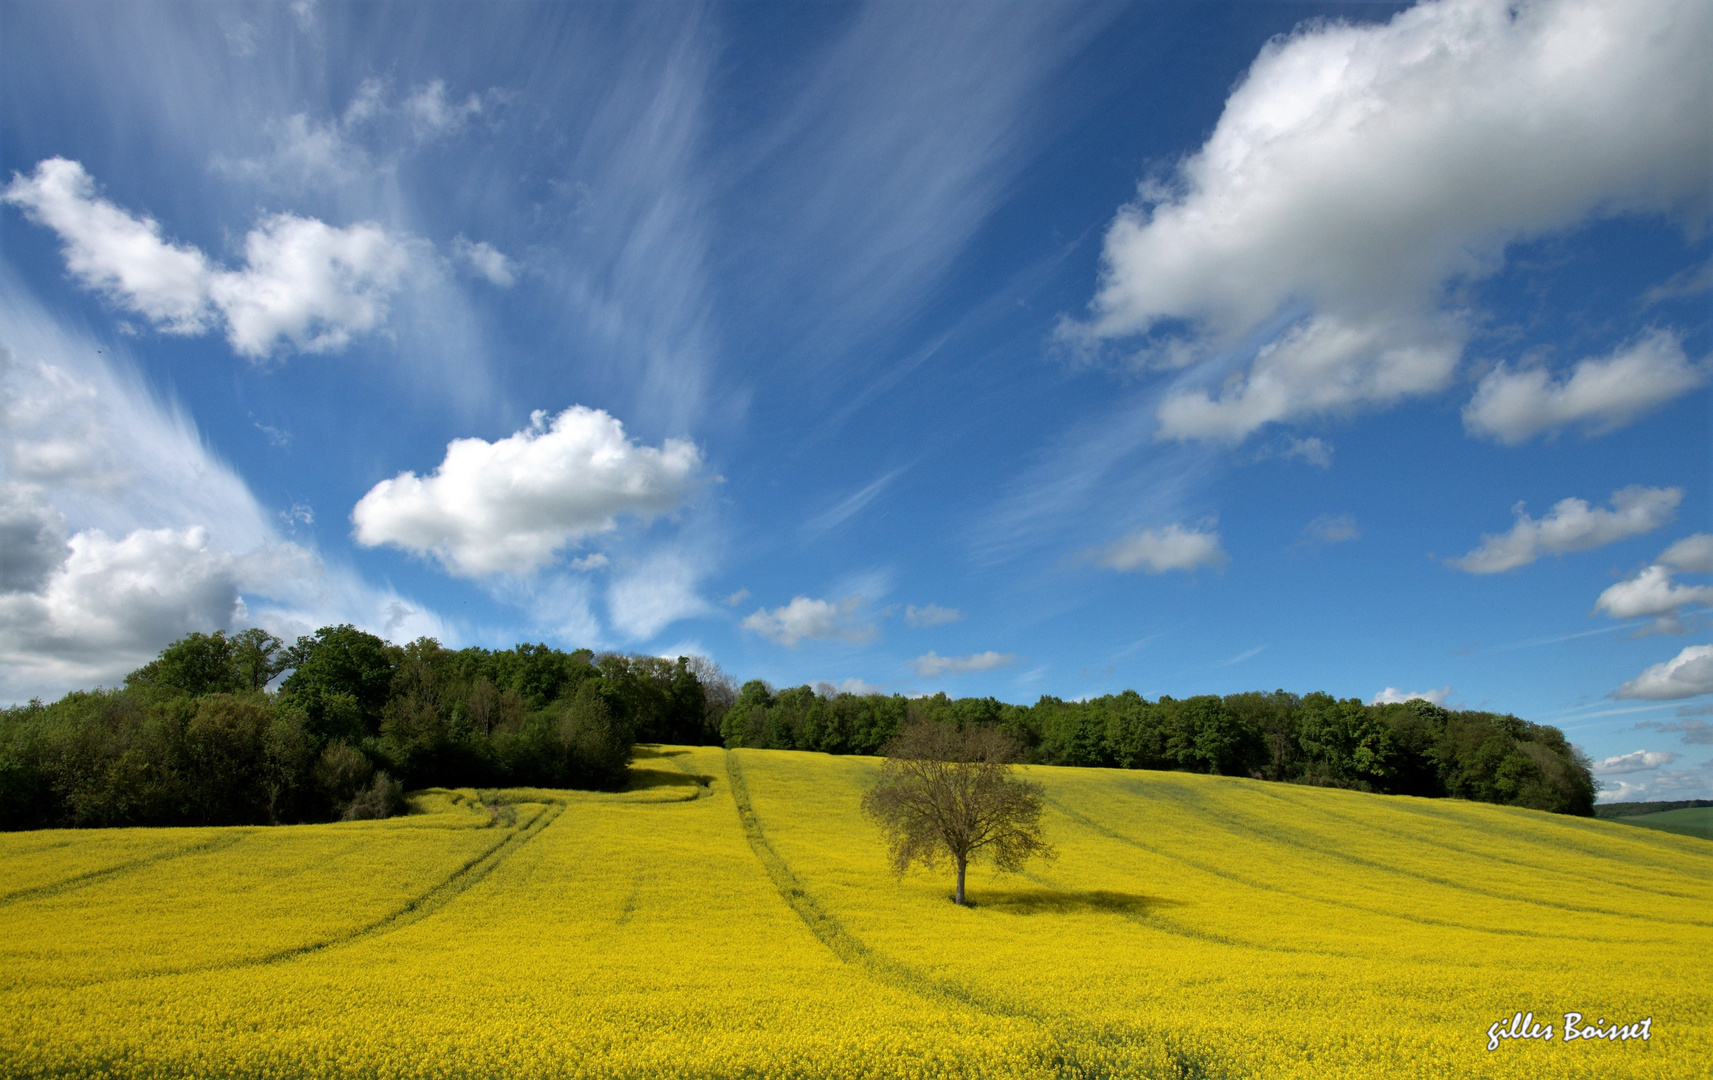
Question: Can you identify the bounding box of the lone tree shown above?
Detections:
[861,720,1055,906]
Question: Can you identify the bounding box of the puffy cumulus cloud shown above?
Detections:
[1302,513,1359,545]
[1093,523,1227,574]
[1370,685,1452,706]
[1464,331,1708,444]
[606,552,713,641]
[912,651,1017,678]
[904,603,962,627]
[208,214,412,357]
[1660,534,1713,575]
[452,236,515,288]
[1451,486,1680,574]
[741,596,876,648]
[3,158,416,359]
[352,407,703,578]
[0,525,314,693]
[2,158,213,333]
[1593,750,1680,775]
[1594,565,1713,631]
[1073,0,1709,442]
[1613,645,1713,701]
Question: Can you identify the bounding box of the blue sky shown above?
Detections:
[1,0,1708,799]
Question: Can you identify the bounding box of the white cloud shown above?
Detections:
[3,157,213,333]
[1152,314,1466,442]
[817,677,887,697]
[1613,644,1713,701]
[1597,766,1713,803]
[4,158,416,359]
[741,596,876,647]
[606,552,712,641]
[215,78,487,191]
[1464,330,1707,444]
[1093,523,1228,574]
[1283,436,1331,468]
[352,406,702,577]
[904,603,962,627]
[1593,749,1680,775]
[1072,0,1710,442]
[1660,534,1713,575]
[912,650,1017,678]
[1451,486,1680,574]
[1594,565,1713,629]
[0,285,450,701]
[1302,513,1359,545]
[722,588,750,606]
[570,553,609,572]
[209,213,413,357]
[1640,262,1712,308]
[1371,685,1452,706]
[452,236,515,288]
[402,80,483,139]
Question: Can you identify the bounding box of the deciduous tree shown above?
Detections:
[861,721,1054,906]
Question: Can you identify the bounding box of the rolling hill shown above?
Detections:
[1,746,1705,1079]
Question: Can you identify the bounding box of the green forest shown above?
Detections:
[0,625,1597,830]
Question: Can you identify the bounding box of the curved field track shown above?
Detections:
[1,747,1706,1079]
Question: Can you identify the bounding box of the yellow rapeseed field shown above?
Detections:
[2,746,1707,1079]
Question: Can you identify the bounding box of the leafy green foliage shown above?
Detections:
[0,627,731,830]
[722,685,1596,816]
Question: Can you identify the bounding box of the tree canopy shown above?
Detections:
[861,721,1054,906]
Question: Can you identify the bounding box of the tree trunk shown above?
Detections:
[955,856,967,905]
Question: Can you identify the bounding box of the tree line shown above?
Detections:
[1,626,1598,829]
[720,683,1597,815]
[0,625,733,830]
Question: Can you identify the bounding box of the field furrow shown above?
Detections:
[1,748,1704,1080]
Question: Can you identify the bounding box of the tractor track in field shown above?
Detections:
[30,799,566,992]
[1236,780,1713,904]
[723,751,1228,1080]
[0,832,250,908]
[1044,794,1685,946]
[1126,779,1713,928]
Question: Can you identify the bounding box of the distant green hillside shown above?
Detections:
[1607,805,1713,842]
[1594,798,1713,819]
